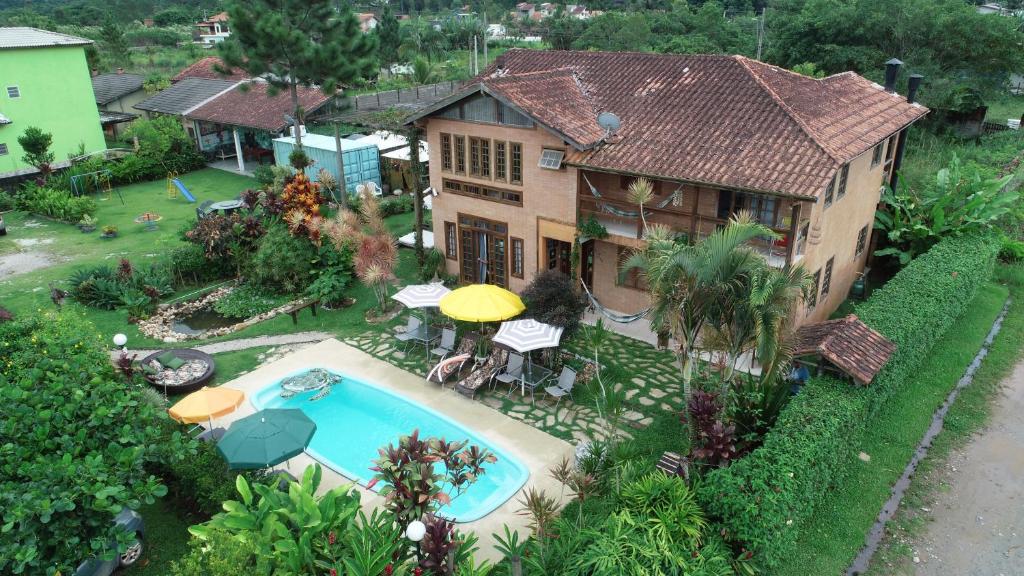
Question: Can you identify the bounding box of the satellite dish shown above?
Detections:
[597,111,621,136]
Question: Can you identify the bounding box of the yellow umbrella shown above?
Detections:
[439,284,525,322]
[168,387,245,427]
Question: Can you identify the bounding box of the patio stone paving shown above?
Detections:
[341,327,686,444]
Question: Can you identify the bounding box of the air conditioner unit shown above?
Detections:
[289,125,307,137]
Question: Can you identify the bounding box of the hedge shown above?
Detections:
[698,233,999,569]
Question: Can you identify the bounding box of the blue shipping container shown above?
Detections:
[272,133,382,197]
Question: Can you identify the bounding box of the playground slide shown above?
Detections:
[172,179,196,203]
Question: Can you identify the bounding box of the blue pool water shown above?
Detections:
[252,368,529,522]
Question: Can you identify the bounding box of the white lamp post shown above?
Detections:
[113,333,127,351]
[406,519,426,563]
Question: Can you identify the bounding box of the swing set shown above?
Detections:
[70,169,123,205]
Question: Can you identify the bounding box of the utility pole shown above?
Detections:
[756,8,765,60]
[483,13,488,66]
[472,35,478,75]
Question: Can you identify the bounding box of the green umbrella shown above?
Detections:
[217,409,316,470]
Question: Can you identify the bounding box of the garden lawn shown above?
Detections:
[774,280,1009,576]
[122,498,197,576]
[866,265,1024,574]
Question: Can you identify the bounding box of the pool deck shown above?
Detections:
[217,338,575,562]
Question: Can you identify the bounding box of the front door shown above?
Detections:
[545,238,572,276]
[458,215,508,288]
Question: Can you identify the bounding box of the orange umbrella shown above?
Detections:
[168,387,245,427]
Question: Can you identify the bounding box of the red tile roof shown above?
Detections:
[446,50,928,199]
[793,314,896,385]
[185,80,331,132]
[173,57,250,83]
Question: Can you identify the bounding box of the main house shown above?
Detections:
[0,27,105,177]
[408,49,928,324]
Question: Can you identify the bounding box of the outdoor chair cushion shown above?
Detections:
[157,351,185,370]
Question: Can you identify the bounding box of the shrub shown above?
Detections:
[0,312,189,574]
[171,529,267,576]
[67,259,174,314]
[380,193,415,216]
[698,233,999,568]
[305,244,354,306]
[246,222,319,294]
[252,164,275,187]
[16,185,96,223]
[213,284,290,319]
[149,441,260,519]
[521,269,588,338]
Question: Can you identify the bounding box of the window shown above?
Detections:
[510,142,522,185]
[454,136,466,174]
[735,192,778,227]
[0,143,7,156]
[823,175,836,207]
[494,141,507,181]
[617,246,647,290]
[480,139,491,178]
[440,133,452,172]
[821,257,835,299]
[444,221,457,259]
[511,237,524,278]
[836,164,849,198]
[886,134,898,161]
[808,269,821,310]
[6,86,19,98]
[855,225,868,257]
[443,178,522,205]
[871,143,884,167]
[469,137,481,177]
[538,148,564,170]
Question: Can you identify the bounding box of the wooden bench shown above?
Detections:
[284,299,320,325]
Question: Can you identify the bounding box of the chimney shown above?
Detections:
[884,58,902,93]
[116,67,124,75]
[906,74,923,104]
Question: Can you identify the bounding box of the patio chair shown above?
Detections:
[430,328,457,360]
[428,333,478,388]
[544,366,577,408]
[394,316,422,352]
[492,352,525,394]
[454,347,508,399]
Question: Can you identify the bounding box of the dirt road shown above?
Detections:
[912,359,1024,575]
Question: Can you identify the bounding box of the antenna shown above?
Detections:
[597,112,621,138]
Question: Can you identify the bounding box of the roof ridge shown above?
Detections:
[733,55,843,165]
[182,79,245,115]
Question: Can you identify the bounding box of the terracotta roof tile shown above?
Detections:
[185,80,331,132]
[462,50,928,198]
[793,314,896,385]
[173,56,250,83]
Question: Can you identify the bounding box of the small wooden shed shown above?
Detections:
[792,314,896,385]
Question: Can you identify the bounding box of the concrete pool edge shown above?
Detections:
[216,338,575,560]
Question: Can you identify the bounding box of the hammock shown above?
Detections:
[582,173,684,218]
[579,276,651,324]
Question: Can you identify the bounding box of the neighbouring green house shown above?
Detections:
[0,27,106,176]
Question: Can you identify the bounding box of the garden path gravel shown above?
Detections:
[910,358,1024,576]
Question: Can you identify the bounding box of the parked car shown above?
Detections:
[73,509,145,576]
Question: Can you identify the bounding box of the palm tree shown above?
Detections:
[411,56,437,85]
[621,214,776,408]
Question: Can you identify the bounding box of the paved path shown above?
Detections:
[911,358,1024,575]
[113,331,333,360]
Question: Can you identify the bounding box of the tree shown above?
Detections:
[377,1,401,68]
[153,6,194,26]
[100,20,130,69]
[17,126,54,178]
[544,15,585,50]
[0,312,188,574]
[218,0,378,152]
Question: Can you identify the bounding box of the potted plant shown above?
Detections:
[101,224,118,239]
[78,214,97,233]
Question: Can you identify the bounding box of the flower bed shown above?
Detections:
[138,286,307,343]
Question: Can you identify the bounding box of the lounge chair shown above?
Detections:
[455,347,508,399]
[394,316,422,352]
[493,353,525,394]
[544,366,577,408]
[427,333,478,388]
[430,328,457,360]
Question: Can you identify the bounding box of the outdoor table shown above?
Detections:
[408,325,441,360]
[208,199,245,215]
[518,364,554,397]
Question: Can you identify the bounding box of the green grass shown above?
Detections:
[983,93,1024,123]
[865,264,1024,575]
[774,280,1009,576]
[122,498,199,576]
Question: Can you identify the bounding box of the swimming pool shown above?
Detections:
[251,368,530,522]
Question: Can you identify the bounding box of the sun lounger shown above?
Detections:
[426,333,478,387]
[455,346,508,399]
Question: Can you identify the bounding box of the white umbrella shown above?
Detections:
[493,319,564,383]
[392,283,451,309]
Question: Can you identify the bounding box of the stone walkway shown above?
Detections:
[343,327,686,443]
[112,331,333,360]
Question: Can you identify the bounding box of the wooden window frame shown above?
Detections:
[440,133,452,172]
[444,221,457,259]
[511,237,524,278]
[510,142,523,185]
[458,213,509,288]
[494,140,507,181]
[469,137,482,177]
[821,256,835,299]
[480,138,491,178]
[823,174,836,208]
[855,225,868,257]
[454,135,466,174]
[443,178,522,206]
[808,269,821,310]
[836,164,850,199]
[871,143,884,167]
